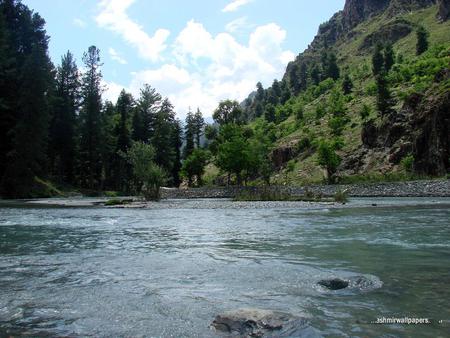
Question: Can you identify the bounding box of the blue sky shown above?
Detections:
[22,0,344,118]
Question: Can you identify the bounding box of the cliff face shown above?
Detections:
[358,70,450,176]
[437,0,450,21]
[342,0,391,29]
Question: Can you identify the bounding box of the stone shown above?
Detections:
[211,308,310,337]
[318,275,383,293]
[318,278,349,290]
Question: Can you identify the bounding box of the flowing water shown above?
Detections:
[0,198,449,337]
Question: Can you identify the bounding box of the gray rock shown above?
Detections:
[211,308,311,337]
[317,275,383,293]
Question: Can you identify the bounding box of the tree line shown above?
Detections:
[0,0,207,198]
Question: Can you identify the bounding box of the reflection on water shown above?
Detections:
[0,199,449,337]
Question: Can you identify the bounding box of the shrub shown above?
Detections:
[401,154,415,173]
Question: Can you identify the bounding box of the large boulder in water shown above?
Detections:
[211,308,313,337]
[317,275,383,293]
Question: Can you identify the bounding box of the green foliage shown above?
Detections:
[334,189,348,203]
[342,74,353,95]
[213,100,243,125]
[181,149,210,186]
[416,26,429,55]
[328,116,348,136]
[360,104,372,121]
[315,104,326,120]
[372,43,385,76]
[317,139,342,184]
[376,74,394,115]
[401,154,415,173]
[121,142,166,201]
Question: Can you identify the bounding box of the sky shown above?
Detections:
[22,0,345,118]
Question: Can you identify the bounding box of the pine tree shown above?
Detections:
[326,52,340,80]
[342,74,353,95]
[184,109,195,158]
[171,118,183,187]
[49,51,80,184]
[113,89,133,192]
[0,1,54,197]
[384,44,395,72]
[151,98,176,183]
[135,84,162,142]
[372,43,384,76]
[299,62,308,91]
[416,26,429,55]
[78,46,103,189]
[376,74,394,116]
[288,64,301,94]
[310,64,321,85]
[193,108,204,148]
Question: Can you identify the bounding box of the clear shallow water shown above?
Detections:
[0,198,449,337]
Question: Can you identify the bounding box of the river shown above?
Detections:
[0,198,449,337]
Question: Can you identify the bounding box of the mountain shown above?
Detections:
[236,0,450,185]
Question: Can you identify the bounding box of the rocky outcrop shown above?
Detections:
[437,0,450,21]
[211,308,311,337]
[386,0,436,18]
[270,143,297,168]
[343,0,390,29]
[358,70,450,176]
[359,19,413,50]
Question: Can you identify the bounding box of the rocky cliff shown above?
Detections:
[437,0,450,21]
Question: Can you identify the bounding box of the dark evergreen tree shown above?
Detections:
[310,63,321,85]
[113,89,133,192]
[372,43,384,76]
[193,108,204,148]
[384,44,395,72]
[326,52,340,80]
[264,104,276,123]
[100,100,117,189]
[416,26,429,55]
[280,80,291,104]
[49,51,80,184]
[288,64,301,94]
[255,82,265,103]
[78,46,103,189]
[342,74,353,95]
[299,62,308,91]
[0,0,54,197]
[376,74,394,116]
[184,109,195,159]
[135,84,161,142]
[151,98,176,183]
[171,118,183,187]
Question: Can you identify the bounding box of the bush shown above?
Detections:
[334,189,348,203]
[401,154,415,173]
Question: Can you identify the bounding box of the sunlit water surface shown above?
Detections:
[0,198,449,337]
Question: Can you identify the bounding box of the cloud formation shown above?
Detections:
[96,0,170,62]
[222,0,254,13]
[108,47,127,64]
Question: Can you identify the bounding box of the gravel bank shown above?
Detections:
[161,179,450,199]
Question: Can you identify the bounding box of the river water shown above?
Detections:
[0,198,449,337]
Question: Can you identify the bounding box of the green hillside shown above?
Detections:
[205,3,450,186]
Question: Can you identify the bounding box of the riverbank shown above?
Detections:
[161,179,450,199]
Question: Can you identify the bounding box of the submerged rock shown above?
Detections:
[211,308,312,337]
[318,275,383,293]
[318,278,349,290]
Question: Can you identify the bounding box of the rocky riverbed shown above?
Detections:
[160,179,450,199]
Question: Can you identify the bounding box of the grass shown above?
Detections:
[104,198,133,206]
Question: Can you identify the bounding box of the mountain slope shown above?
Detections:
[239,0,450,185]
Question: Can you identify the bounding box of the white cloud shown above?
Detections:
[73,18,87,28]
[96,0,170,62]
[108,47,128,64]
[103,80,126,103]
[225,16,250,33]
[222,0,254,13]
[132,20,295,119]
